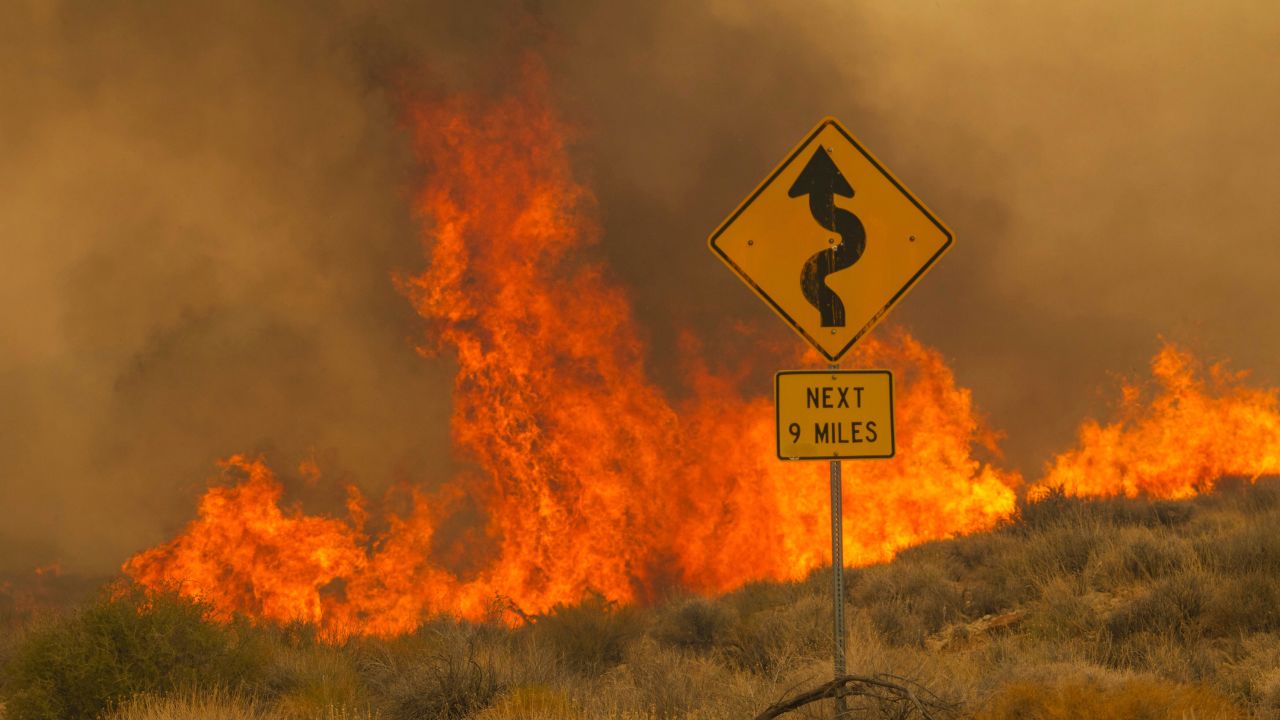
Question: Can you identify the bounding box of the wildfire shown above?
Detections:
[122,58,1280,639]
[122,59,1020,638]
[1035,343,1280,499]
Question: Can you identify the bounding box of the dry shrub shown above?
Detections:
[598,637,770,720]
[976,677,1246,720]
[597,639,738,719]
[1202,572,1280,637]
[266,644,369,719]
[1013,485,1089,530]
[105,688,276,720]
[473,685,578,720]
[720,579,803,619]
[1023,578,1102,644]
[1218,632,1280,713]
[851,563,964,647]
[944,533,1036,615]
[1196,514,1280,574]
[1017,487,1195,534]
[1197,476,1280,515]
[721,593,827,675]
[532,593,644,676]
[1085,527,1196,590]
[1018,523,1103,583]
[650,596,735,653]
[359,626,502,720]
[107,687,376,720]
[1105,570,1209,645]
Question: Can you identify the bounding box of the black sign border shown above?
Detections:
[774,369,896,461]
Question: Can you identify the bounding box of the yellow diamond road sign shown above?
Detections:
[709,117,953,361]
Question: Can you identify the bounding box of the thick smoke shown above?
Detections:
[2,0,1278,574]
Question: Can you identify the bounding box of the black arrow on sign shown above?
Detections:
[789,148,866,327]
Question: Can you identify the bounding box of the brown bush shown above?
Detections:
[1085,528,1196,590]
[720,593,827,675]
[851,563,964,646]
[650,596,735,653]
[530,593,644,676]
[1196,515,1280,574]
[1023,578,1102,644]
[976,677,1247,720]
[1202,572,1280,637]
[1105,570,1209,644]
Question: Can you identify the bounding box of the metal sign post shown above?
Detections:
[708,115,953,719]
[829,407,847,716]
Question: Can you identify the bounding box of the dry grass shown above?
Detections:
[7,479,1280,719]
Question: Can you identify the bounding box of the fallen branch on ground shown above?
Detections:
[753,673,955,720]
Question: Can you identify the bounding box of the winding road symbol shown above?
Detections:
[707,116,953,362]
[789,149,865,327]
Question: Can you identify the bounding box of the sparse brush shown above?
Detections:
[1195,512,1280,574]
[1105,570,1210,648]
[720,593,827,675]
[361,638,501,720]
[1022,577,1102,644]
[852,562,964,641]
[530,593,644,676]
[105,686,275,720]
[1085,527,1196,590]
[10,490,1280,720]
[976,677,1248,720]
[473,684,577,720]
[651,596,735,653]
[1017,522,1103,583]
[1202,572,1280,637]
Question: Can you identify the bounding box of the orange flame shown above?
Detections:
[1036,343,1280,499]
[124,58,1280,638]
[121,58,1030,637]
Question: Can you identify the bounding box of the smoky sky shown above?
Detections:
[2,0,1279,574]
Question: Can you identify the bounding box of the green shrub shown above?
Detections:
[1,588,266,720]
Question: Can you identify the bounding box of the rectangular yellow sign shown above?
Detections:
[775,370,894,461]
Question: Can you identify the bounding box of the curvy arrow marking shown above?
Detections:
[789,148,866,327]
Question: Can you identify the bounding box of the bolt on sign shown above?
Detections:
[776,370,894,461]
[707,117,953,362]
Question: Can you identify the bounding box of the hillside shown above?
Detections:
[3,478,1280,720]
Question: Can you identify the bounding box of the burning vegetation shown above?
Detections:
[116,61,1280,646]
[122,61,1020,639]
